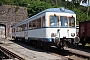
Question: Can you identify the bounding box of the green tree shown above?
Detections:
[27,1,52,17]
[72,8,87,24]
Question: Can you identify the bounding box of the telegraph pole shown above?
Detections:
[56,0,57,5]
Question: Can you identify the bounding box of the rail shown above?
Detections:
[0,45,24,60]
[64,47,90,60]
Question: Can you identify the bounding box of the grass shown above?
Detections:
[85,43,90,46]
[78,43,90,46]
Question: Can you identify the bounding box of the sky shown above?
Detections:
[65,0,90,7]
[80,0,90,7]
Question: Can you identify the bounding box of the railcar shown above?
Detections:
[79,21,90,46]
[12,8,80,49]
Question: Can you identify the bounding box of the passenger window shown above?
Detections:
[32,20,36,29]
[12,28,15,33]
[37,18,41,28]
[22,24,26,30]
[42,16,45,27]
[29,22,32,29]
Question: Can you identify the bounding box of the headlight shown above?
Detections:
[51,33,56,37]
[74,36,80,43]
[71,33,75,37]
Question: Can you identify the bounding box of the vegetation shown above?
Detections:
[0,0,90,24]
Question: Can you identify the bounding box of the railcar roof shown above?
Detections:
[12,8,75,27]
[29,8,75,19]
[30,8,75,19]
[41,8,75,14]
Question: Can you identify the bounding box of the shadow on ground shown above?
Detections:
[9,39,70,56]
[68,45,90,53]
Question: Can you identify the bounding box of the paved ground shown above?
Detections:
[0,38,62,60]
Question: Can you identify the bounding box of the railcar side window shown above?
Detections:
[29,22,32,29]
[20,25,23,31]
[32,20,36,29]
[12,28,15,33]
[22,24,26,31]
[41,16,45,27]
[50,16,59,27]
[60,16,68,27]
[37,18,41,28]
[18,26,21,31]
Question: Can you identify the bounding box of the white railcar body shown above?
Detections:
[12,8,79,48]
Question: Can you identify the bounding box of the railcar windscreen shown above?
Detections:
[50,16,75,27]
[69,17,75,27]
[50,16,59,27]
[60,16,75,27]
[60,16,68,27]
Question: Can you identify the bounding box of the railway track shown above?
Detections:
[0,38,90,60]
[49,46,90,60]
[0,45,24,60]
[12,40,90,60]
[65,47,90,59]
[18,40,90,60]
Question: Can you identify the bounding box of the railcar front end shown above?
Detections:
[46,12,80,48]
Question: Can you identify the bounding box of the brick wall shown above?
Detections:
[0,5,28,38]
